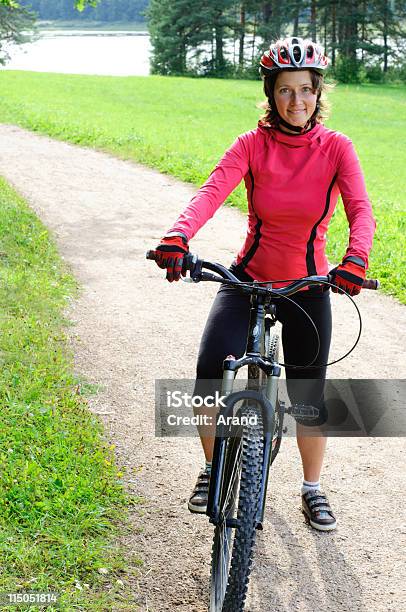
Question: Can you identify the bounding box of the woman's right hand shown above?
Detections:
[154,234,189,282]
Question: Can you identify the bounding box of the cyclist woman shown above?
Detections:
[153,37,376,531]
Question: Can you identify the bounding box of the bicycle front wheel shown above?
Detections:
[210,405,264,612]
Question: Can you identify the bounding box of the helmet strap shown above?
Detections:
[276,115,312,134]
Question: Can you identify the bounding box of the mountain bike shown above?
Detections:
[147,250,378,612]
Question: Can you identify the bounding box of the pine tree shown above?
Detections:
[373,0,406,71]
[148,0,207,74]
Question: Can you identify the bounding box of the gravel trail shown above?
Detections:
[0,124,404,612]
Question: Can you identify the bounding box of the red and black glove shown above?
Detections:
[154,233,189,282]
[329,256,366,296]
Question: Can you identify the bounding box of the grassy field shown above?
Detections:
[0,179,141,609]
[0,72,404,303]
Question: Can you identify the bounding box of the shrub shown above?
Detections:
[235,59,262,80]
[385,63,406,84]
[331,56,367,84]
[365,63,385,83]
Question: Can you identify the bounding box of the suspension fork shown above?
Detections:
[256,365,281,529]
[206,386,276,526]
[207,293,280,527]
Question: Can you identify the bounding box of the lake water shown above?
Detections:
[0,30,152,76]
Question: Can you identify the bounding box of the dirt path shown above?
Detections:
[0,124,405,612]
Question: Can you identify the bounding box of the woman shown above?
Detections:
[153,37,376,531]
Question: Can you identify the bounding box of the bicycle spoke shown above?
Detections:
[222,445,241,512]
[221,525,228,596]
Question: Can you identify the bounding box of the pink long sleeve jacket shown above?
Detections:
[168,122,376,287]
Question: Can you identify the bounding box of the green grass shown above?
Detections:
[0,178,140,610]
[0,72,404,302]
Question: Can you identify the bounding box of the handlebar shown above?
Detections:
[146,251,379,293]
[359,278,380,290]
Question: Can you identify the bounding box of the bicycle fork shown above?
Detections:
[206,358,281,530]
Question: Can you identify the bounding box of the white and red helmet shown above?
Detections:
[260,37,328,75]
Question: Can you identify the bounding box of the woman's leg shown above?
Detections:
[193,285,251,461]
[188,285,251,513]
[276,290,332,482]
[296,429,327,481]
[279,290,337,530]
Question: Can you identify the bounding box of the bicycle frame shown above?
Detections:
[206,288,283,530]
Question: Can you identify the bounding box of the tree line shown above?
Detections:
[20,0,148,22]
[148,0,406,82]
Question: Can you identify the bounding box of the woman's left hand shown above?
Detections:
[329,257,366,296]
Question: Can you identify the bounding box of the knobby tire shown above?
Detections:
[210,405,264,612]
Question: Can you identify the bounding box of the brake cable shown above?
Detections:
[267,280,363,369]
[185,272,362,370]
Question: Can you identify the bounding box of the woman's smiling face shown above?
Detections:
[274,70,318,128]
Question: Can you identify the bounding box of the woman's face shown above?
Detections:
[274,70,317,128]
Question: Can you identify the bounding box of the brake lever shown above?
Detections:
[180,254,203,283]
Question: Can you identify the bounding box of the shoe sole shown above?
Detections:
[188,501,207,514]
[302,508,337,531]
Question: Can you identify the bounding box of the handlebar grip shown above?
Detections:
[362,278,379,290]
[146,250,196,271]
[327,274,379,290]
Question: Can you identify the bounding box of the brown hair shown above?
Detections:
[259,69,333,127]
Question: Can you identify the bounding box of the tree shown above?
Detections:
[205,0,236,75]
[0,2,36,64]
[238,2,246,69]
[292,0,300,36]
[373,0,406,71]
[149,0,236,76]
[310,0,317,40]
[236,0,260,71]
[148,0,208,74]
[256,0,296,53]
